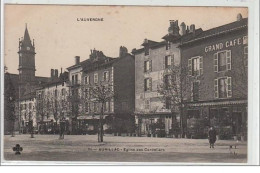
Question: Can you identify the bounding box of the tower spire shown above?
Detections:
[23,24,32,47]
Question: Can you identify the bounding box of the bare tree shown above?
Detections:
[89,82,114,142]
[66,85,81,134]
[157,64,190,137]
[50,89,59,133]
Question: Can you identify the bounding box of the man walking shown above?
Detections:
[208,127,217,148]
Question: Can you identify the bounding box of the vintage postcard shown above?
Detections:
[1,1,259,165]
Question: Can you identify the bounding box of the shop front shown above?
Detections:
[185,99,247,140]
[76,115,112,135]
[135,113,179,137]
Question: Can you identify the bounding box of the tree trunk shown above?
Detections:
[11,120,15,137]
[98,103,104,143]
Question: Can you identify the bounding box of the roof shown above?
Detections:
[82,56,120,73]
[5,72,50,99]
[37,72,69,89]
[181,18,248,46]
[132,28,203,55]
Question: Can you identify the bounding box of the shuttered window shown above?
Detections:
[103,71,109,81]
[214,77,232,99]
[165,55,172,68]
[214,50,232,72]
[144,78,152,91]
[144,60,152,72]
[188,56,202,76]
[85,76,90,85]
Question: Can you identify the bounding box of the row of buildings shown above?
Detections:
[4,14,248,140]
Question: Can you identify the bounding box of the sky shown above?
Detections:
[4,5,248,77]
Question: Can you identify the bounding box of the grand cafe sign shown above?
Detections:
[204,36,248,53]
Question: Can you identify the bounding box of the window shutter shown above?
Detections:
[163,56,166,69]
[107,71,110,81]
[149,78,152,91]
[171,55,174,66]
[214,79,219,98]
[214,53,218,72]
[199,56,203,75]
[188,59,192,75]
[191,82,194,101]
[110,100,114,112]
[144,61,146,72]
[149,60,152,71]
[144,79,146,91]
[226,50,231,70]
[227,77,232,98]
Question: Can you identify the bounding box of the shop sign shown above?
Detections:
[204,36,248,53]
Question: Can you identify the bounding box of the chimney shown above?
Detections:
[186,26,190,33]
[75,56,80,65]
[168,20,180,36]
[119,46,128,58]
[180,22,186,36]
[237,13,243,21]
[190,24,195,34]
[51,69,54,78]
[55,69,58,78]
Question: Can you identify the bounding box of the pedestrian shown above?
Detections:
[59,117,65,139]
[208,126,217,148]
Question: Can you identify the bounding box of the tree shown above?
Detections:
[66,84,83,134]
[157,64,190,137]
[35,91,48,134]
[89,82,114,142]
[50,89,59,133]
[4,72,16,137]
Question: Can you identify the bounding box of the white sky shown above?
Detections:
[4,5,248,77]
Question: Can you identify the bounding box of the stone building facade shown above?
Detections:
[67,47,135,135]
[133,20,202,137]
[35,70,69,134]
[179,14,248,140]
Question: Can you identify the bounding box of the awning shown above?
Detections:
[77,115,108,120]
[186,99,247,107]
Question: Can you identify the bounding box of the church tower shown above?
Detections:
[18,24,36,96]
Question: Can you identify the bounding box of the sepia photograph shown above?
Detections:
[1,1,258,165]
